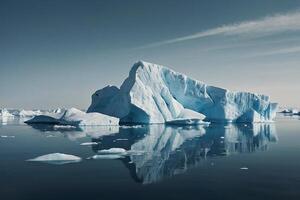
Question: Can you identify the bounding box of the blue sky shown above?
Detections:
[1,0,300,109]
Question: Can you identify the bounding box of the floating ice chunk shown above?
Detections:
[27,153,82,165]
[60,108,119,126]
[240,167,249,170]
[0,135,15,138]
[280,108,299,115]
[98,148,127,155]
[88,61,277,123]
[46,135,57,138]
[80,142,98,146]
[115,138,129,141]
[88,154,124,160]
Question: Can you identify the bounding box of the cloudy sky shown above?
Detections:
[1,0,300,109]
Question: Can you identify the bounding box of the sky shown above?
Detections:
[1,0,300,109]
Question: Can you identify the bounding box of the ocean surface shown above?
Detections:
[0,114,300,200]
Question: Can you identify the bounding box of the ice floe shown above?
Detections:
[27,153,82,165]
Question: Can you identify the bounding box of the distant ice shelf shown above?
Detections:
[25,107,119,126]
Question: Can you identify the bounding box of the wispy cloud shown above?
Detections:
[254,46,300,57]
[140,11,300,48]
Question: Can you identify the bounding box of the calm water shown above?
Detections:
[0,115,300,200]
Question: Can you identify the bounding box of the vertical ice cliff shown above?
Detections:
[88,61,277,123]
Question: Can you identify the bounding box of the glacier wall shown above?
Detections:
[88,61,277,123]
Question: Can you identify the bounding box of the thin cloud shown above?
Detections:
[139,11,300,49]
[254,46,300,57]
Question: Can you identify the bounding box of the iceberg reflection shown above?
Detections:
[92,123,277,184]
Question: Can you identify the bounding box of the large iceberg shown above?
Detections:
[25,107,119,126]
[88,61,277,123]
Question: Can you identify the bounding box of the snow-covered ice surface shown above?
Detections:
[27,153,82,165]
[25,108,119,126]
[88,61,277,123]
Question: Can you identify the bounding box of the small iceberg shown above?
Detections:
[27,153,82,165]
[240,167,249,170]
[0,135,15,138]
[0,109,14,118]
[80,142,98,146]
[88,154,125,160]
[98,148,127,155]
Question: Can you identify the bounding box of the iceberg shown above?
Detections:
[98,148,127,154]
[88,61,277,123]
[88,154,125,160]
[27,153,82,165]
[18,110,43,118]
[25,107,119,126]
[80,142,98,146]
[0,109,14,118]
[0,135,15,138]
